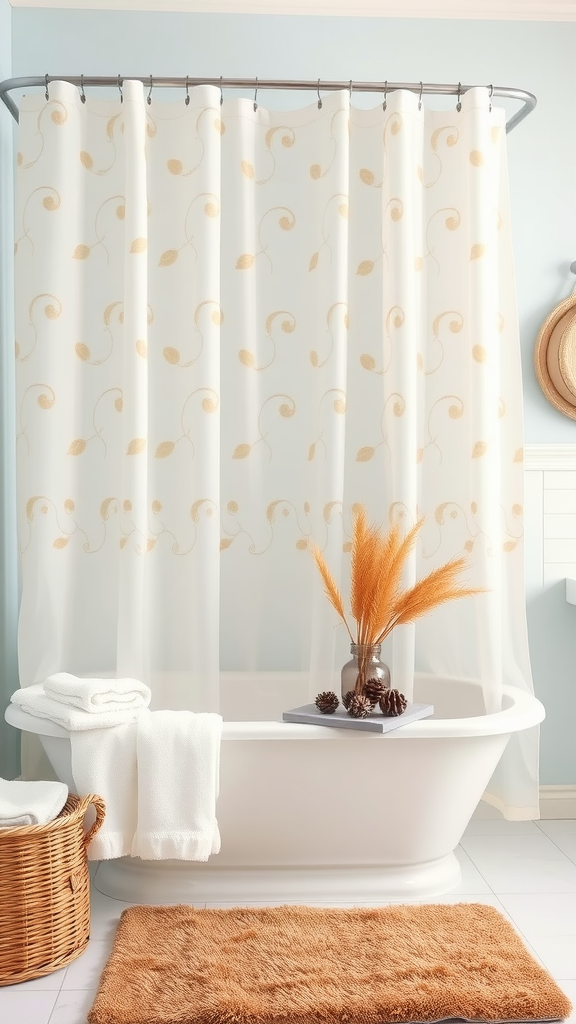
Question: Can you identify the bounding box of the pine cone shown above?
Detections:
[379,688,408,717]
[347,694,372,719]
[315,691,340,714]
[342,690,355,710]
[364,677,387,706]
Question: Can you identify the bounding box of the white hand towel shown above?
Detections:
[70,723,138,860]
[0,777,68,828]
[44,672,151,713]
[11,685,144,731]
[131,708,222,862]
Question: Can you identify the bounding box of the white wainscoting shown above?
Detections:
[524,445,576,591]
[523,444,576,818]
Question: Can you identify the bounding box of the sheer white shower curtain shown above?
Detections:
[15,80,537,816]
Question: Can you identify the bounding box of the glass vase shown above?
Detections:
[341,643,390,701]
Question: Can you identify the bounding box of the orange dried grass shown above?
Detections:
[309,543,354,642]
[311,505,483,645]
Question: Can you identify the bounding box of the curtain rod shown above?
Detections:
[0,76,536,132]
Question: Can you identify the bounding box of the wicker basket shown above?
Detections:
[0,792,105,986]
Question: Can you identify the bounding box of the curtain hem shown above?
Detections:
[481,789,540,821]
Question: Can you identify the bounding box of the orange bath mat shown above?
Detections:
[88,902,572,1024]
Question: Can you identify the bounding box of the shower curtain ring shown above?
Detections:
[382,80,388,111]
[147,75,153,106]
[44,74,50,101]
[253,77,258,112]
[118,75,123,104]
[418,81,423,110]
[456,82,462,112]
[80,74,86,104]
[220,76,224,106]
[349,79,353,99]
[185,76,190,106]
[317,78,322,109]
[489,83,493,112]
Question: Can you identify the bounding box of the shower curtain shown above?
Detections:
[15,80,537,817]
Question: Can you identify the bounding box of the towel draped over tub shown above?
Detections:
[70,708,222,861]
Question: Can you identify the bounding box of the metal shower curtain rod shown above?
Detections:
[0,75,536,133]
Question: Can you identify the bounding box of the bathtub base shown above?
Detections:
[93,853,461,905]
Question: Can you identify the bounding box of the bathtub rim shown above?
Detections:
[4,675,544,742]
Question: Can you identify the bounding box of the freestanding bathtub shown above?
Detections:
[5,672,544,904]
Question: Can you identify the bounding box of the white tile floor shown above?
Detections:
[1,817,575,1024]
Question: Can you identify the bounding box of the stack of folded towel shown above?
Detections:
[0,777,69,828]
[11,673,151,730]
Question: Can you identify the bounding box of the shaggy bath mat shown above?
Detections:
[88,903,572,1024]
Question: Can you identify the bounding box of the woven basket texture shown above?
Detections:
[534,291,576,420]
[0,792,105,986]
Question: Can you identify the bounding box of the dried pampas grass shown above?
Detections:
[309,544,354,643]
[310,505,483,646]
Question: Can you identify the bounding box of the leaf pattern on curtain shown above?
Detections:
[14,80,536,814]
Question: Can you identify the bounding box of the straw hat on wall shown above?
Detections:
[534,290,576,420]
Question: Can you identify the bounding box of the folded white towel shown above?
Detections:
[11,685,144,731]
[0,777,69,828]
[131,708,222,862]
[70,724,138,860]
[43,673,151,713]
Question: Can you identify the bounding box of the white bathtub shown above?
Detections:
[5,672,544,904]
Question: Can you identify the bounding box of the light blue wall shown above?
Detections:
[7,9,576,785]
[0,0,19,779]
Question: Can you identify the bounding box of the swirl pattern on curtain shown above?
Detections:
[15,81,536,814]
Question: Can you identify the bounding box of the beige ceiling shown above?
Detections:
[8,0,576,19]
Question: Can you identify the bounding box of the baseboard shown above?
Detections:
[538,785,576,819]
[473,785,576,820]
